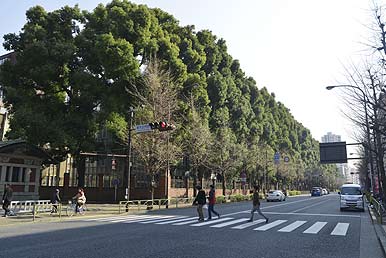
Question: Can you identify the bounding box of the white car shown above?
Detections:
[266,190,286,202]
[339,183,364,212]
[322,188,328,195]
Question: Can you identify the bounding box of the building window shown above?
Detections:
[5,166,10,182]
[12,167,20,182]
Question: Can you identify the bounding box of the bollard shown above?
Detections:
[59,203,62,219]
[32,203,36,221]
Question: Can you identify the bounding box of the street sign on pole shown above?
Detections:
[274,152,280,164]
[135,124,152,133]
[284,156,290,163]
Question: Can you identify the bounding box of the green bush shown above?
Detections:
[288,190,302,196]
[216,195,226,203]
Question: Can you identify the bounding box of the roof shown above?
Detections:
[341,183,361,188]
[0,140,54,164]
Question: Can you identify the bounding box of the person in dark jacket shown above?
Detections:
[2,184,13,217]
[207,185,220,220]
[51,189,61,213]
[248,185,268,223]
[193,185,206,222]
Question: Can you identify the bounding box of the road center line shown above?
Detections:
[221,197,332,217]
[291,199,330,213]
[263,211,360,218]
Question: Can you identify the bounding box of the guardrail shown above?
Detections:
[118,197,195,214]
[370,196,385,224]
[10,200,52,215]
[32,203,63,221]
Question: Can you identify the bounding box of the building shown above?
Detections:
[0,140,53,200]
[321,132,348,178]
[0,53,14,140]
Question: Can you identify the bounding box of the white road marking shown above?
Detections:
[331,223,350,236]
[291,200,330,213]
[156,217,198,225]
[253,220,287,231]
[263,211,360,218]
[190,217,233,227]
[140,216,183,224]
[231,219,266,229]
[210,218,250,228]
[122,216,175,224]
[278,221,307,232]
[303,222,328,234]
[173,219,202,225]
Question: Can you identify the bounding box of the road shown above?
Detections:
[0,194,383,258]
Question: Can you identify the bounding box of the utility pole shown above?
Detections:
[126,107,134,201]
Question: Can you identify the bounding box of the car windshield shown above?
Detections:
[312,188,320,192]
[268,191,275,194]
[341,187,362,195]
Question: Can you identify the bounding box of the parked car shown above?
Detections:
[339,183,364,212]
[266,190,286,202]
[311,187,322,197]
[322,188,328,195]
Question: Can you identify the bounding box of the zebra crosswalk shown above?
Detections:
[82,214,351,236]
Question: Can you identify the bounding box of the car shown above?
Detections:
[322,188,328,195]
[311,187,322,196]
[266,190,286,202]
[339,183,364,212]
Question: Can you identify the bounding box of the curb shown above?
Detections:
[368,206,386,257]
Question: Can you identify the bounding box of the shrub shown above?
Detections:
[216,195,226,203]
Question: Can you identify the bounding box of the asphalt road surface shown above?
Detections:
[0,194,383,258]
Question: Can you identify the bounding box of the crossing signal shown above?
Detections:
[148,121,176,131]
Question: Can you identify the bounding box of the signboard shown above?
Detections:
[135,124,152,133]
[319,142,347,164]
[284,156,290,163]
[274,152,280,164]
[240,172,247,185]
[112,178,120,186]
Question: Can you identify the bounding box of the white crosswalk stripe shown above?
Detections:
[211,218,249,228]
[330,223,349,236]
[278,221,307,232]
[253,220,287,231]
[303,222,327,234]
[231,219,266,229]
[83,215,352,236]
[140,216,185,224]
[156,217,198,225]
[191,217,233,227]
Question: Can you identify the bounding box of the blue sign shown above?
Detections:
[112,178,120,186]
[274,152,280,164]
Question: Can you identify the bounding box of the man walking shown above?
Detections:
[249,185,268,223]
[207,185,220,220]
[193,185,206,222]
[2,184,13,217]
[51,189,61,213]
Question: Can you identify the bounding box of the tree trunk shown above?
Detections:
[222,172,226,196]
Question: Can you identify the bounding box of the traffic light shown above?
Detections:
[158,121,176,131]
[148,121,176,131]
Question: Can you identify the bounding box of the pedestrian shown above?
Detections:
[207,185,220,220]
[72,188,86,213]
[192,185,206,222]
[51,188,61,213]
[2,184,13,217]
[249,185,268,223]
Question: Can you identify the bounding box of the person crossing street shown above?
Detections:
[207,185,220,220]
[248,185,268,223]
[193,185,206,222]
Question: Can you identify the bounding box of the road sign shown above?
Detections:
[274,152,280,164]
[284,156,290,163]
[112,178,120,186]
[135,124,152,133]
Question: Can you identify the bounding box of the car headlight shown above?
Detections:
[358,197,363,201]
[340,196,345,200]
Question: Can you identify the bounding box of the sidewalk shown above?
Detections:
[368,204,386,257]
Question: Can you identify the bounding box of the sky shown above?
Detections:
[0,0,380,147]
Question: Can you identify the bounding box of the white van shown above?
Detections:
[339,183,364,212]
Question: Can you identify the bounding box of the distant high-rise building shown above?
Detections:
[321,132,341,143]
[321,132,347,178]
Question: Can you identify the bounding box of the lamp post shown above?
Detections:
[326,85,374,193]
[126,107,134,201]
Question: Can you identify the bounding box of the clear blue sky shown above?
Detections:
[0,0,377,147]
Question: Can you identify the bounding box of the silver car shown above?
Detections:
[266,190,286,202]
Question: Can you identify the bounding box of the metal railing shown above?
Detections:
[32,203,63,221]
[119,197,195,214]
[10,200,51,214]
[370,196,385,224]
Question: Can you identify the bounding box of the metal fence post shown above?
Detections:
[32,203,36,221]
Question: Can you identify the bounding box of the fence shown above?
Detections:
[10,200,52,214]
[118,197,195,213]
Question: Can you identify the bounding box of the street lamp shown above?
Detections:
[126,107,134,201]
[326,85,374,192]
